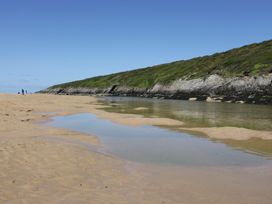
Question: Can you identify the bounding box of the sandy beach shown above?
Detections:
[180,127,272,140]
[0,94,272,204]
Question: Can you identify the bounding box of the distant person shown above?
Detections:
[25,90,27,94]
[18,92,20,94]
[21,89,24,95]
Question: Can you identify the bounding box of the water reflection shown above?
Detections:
[47,113,272,167]
[96,97,272,156]
[98,97,272,130]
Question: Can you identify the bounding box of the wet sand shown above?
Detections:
[180,127,272,140]
[0,94,272,204]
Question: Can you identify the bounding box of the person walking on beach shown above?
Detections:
[21,89,24,95]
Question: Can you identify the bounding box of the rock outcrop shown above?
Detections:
[40,74,272,104]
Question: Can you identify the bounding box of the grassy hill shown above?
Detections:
[50,40,272,89]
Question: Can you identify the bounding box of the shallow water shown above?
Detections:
[96,97,272,156]
[98,97,272,131]
[47,113,272,167]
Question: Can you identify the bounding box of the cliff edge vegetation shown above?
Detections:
[50,40,271,88]
[41,40,272,104]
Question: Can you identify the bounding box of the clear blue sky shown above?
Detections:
[0,0,271,93]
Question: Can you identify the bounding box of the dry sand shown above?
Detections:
[0,94,272,204]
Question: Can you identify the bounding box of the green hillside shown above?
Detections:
[51,40,272,89]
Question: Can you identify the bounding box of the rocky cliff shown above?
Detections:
[40,40,272,104]
[40,74,272,104]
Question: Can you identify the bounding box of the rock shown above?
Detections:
[206,97,214,102]
[206,96,221,102]
[236,101,245,104]
[189,97,197,101]
[39,74,272,104]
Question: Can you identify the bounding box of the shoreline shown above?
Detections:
[1,93,272,203]
[40,73,272,105]
[179,126,272,140]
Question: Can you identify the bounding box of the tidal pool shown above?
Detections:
[98,97,272,131]
[47,113,271,167]
[97,96,272,156]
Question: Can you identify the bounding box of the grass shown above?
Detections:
[50,39,272,89]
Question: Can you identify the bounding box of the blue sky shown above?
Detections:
[0,0,271,93]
